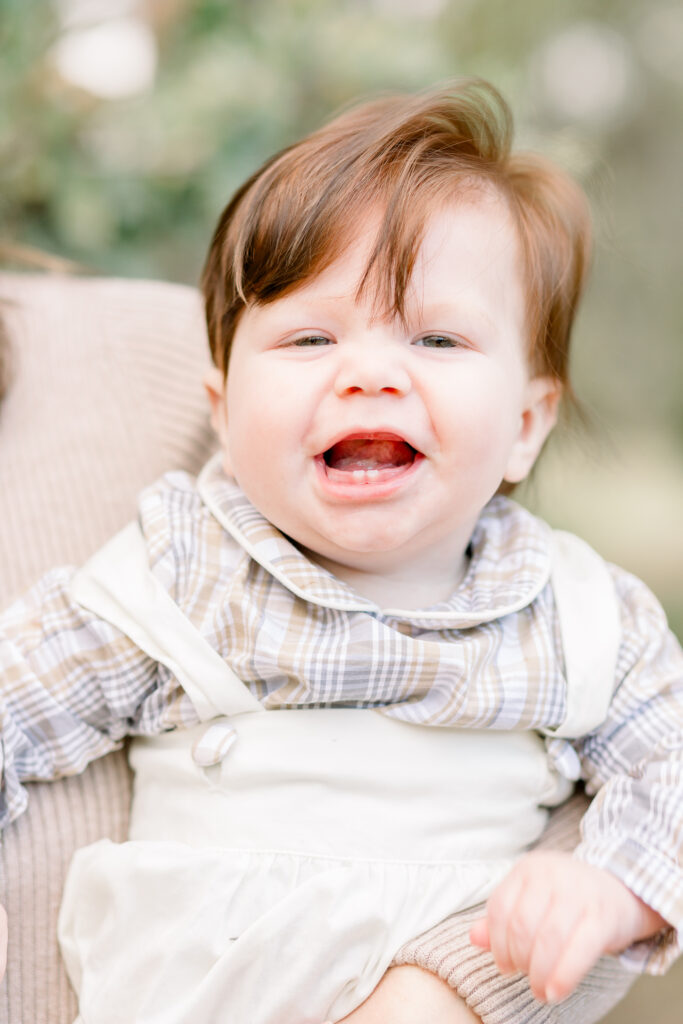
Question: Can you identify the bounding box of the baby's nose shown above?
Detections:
[334,348,411,397]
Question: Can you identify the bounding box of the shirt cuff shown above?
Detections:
[616,927,680,974]
[573,836,683,974]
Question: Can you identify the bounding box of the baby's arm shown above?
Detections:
[470,850,667,1003]
[474,565,682,1002]
[0,563,167,828]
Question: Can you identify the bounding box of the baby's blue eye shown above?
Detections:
[414,335,460,349]
[291,335,332,347]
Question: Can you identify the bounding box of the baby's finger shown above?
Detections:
[526,898,581,1002]
[541,911,607,1004]
[508,888,555,977]
[469,917,490,949]
[485,870,526,974]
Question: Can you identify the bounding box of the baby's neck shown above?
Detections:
[303,550,470,611]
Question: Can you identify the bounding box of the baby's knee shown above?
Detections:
[339,965,481,1024]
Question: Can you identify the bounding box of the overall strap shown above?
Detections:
[544,530,621,739]
[71,522,263,721]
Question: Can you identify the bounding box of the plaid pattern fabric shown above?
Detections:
[1,455,681,971]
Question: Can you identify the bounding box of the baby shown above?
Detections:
[1,79,681,1024]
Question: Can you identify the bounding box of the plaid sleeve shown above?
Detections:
[0,563,168,828]
[0,471,221,830]
[572,566,683,973]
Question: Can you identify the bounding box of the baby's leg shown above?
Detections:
[338,965,481,1024]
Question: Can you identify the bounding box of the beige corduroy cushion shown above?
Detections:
[0,272,216,1024]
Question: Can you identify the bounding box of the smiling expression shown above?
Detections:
[206,195,559,591]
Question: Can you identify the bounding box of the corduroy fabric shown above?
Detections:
[0,272,215,1024]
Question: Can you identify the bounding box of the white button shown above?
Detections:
[191,722,237,767]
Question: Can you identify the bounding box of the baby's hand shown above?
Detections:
[470,851,666,1005]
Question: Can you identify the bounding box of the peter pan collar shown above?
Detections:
[197,453,553,628]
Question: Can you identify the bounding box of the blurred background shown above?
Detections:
[0,2,682,1018]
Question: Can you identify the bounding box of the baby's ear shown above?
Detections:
[203,367,234,475]
[503,376,561,485]
[203,367,228,435]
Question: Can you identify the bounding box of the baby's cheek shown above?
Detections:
[230,403,277,460]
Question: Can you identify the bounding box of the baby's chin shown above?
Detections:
[297,536,425,575]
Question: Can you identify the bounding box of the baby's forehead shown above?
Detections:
[278,192,521,306]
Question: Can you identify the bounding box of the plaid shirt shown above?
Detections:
[1,455,682,971]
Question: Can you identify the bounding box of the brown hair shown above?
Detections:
[202,78,591,389]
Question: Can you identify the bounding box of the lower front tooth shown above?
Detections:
[351,469,380,483]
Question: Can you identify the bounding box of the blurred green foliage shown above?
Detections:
[1,0,681,630]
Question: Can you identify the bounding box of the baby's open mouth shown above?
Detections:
[321,436,419,484]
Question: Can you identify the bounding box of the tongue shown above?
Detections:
[325,438,415,471]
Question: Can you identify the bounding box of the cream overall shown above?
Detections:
[58,525,620,1024]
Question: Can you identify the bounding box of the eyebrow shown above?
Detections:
[252,292,500,338]
[406,301,498,334]
[255,293,350,320]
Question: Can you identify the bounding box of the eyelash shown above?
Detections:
[413,334,464,349]
[289,335,332,347]
[285,333,466,349]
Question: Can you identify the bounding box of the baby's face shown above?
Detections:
[206,195,558,580]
